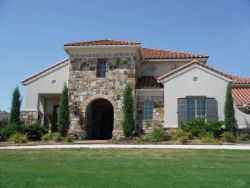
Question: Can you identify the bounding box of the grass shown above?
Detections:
[0,149,250,188]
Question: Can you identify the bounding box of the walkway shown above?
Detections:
[1,144,250,150]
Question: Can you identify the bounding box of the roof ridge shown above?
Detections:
[63,39,141,46]
[142,47,208,57]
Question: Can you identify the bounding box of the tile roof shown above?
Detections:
[63,39,141,46]
[157,61,231,81]
[231,75,250,84]
[136,76,163,89]
[142,47,209,59]
[232,87,250,106]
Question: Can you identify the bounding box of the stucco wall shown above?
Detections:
[24,61,69,111]
[140,61,189,77]
[162,66,230,128]
[235,105,250,129]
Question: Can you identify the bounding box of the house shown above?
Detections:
[21,39,250,139]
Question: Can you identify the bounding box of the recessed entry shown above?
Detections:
[193,77,198,81]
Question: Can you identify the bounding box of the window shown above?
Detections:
[187,98,206,120]
[96,60,106,78]
[144,100,153,120]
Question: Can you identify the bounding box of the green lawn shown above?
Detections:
[0,149,250,188]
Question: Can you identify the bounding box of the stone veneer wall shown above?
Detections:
[137,96,164,132]
[23,110,38,124]
[68,53,137,138]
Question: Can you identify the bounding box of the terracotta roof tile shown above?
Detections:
[232,88,250,106]
[63,39,140,46]
[142,47,208,59]
[231,75,250,84]
[136,76,163,89]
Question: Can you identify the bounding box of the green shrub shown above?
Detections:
[174,129,192,140]
[0,124,22,141]
[22,124,47,141]
[200,132,217,144]
[0,118,8,128]
[8,133,28,143]
[221,131,235,143]
[122,84,135,137]
[181,118,207,137]
[136,134,152,143]
[41,133,52,142]
[237,133,249,142]
[150,127,168,142]
[66,134,76,142]
[51,133,63,142]
[57,85,70,137]
[181,118,224,138]
[204,121,224,138]
[178,135,189,144]
[41,132,63,142]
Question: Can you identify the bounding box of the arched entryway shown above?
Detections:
[86,99,114,140]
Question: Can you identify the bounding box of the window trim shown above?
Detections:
[96,59,107,78]
[143,100,153,120]
[187,97,206,120]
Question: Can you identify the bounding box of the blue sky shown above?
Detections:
[0,0,250,112]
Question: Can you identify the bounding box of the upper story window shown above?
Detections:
[144,100,153,120]
[187,98,206,120]
[96,59,106,78]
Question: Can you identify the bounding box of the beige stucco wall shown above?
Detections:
[234,105,250,129]
[162,65,230,128]
[140,61,190,77]
[24,61,69,111]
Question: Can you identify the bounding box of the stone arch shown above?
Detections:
[85,97,114,140]
[82,94,117,113]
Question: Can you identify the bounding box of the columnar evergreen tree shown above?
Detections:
[10,87,22,124]
[224,84,236,133]
[57,84,69,137]
[122,84,135,137]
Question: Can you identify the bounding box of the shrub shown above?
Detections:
[66,134,76,142]
[22,124,47,141]
[237,133,249,142]
[51,133,63,142]
[200,132,216,144]
[57,85,70,137]
[0,118,8,128]
[181,118,224,138]
[122,84,135,137]
[0,124,22,141]
[221,131,235,143]
[150,127,168,142]
[178,135,189,144]
[136,134,152,143]
[224,84,236,133]
[8,133,28,143]
[41,133,52,142]
[9,87,22,124]
[204,121,224,138]
[181,118,207,137]
[174,129,192,140]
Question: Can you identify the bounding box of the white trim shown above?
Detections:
[159,64,232,83]
[144,58,208,62]
[21,58,69,85]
